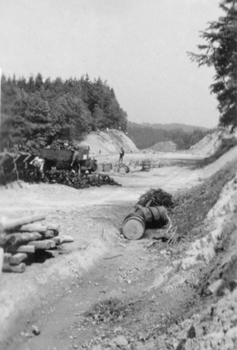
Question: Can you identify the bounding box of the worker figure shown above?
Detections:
[30,156,45,180]
[71,148,81,175]
[119,147,125,164]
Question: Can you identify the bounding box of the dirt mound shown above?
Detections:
[150,141,177,152]
[189,129,237,157]
[79,129,138,156]
[189,130,223,156]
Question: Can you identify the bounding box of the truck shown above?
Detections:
[36,146,97,173]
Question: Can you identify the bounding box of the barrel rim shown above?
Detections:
[122,216,145,240]
[123,214,145,225]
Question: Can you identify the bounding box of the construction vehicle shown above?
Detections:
[35,146,97,173]
[0,146,97,186]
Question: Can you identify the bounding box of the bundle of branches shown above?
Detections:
[43,170,122,189]
[136,188,174,208]
[97,174,122,187]
[44,170,90,189]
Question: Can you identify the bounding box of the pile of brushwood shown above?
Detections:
[136,188,174,209]
[43,170,121,189]
[136,160,237,244]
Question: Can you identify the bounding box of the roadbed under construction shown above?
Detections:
[0,147,237,350]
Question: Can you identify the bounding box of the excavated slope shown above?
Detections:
[189,130,223,156]
[189,129,237,157]
[79,129,138,156]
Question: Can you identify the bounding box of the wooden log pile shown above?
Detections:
[0,215,74,273]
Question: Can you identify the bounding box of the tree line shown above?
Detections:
[129,0,237,150]
[188,0,237,131]
[127,122,211,150]
[1,74,128,150]
[1,0,236,152]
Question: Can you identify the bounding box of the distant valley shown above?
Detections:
[127,121,212,150]
[129,121,208,133]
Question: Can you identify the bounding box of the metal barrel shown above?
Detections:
[150,206,168,227]
[142,159,151,172]
[122,214,145,240]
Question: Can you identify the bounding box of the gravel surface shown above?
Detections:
[1,149,237,350]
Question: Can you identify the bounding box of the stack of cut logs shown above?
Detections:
[0,215,74,274]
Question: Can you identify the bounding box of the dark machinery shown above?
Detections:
[35,146,97,173]
[0,146,98,186]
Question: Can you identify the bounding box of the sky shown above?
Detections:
[0,0,223,128]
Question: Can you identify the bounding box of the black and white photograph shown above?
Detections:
[0,0,237,349]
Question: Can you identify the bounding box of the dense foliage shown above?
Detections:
[127,122,211,150]
[188,0,237,131]
[137,188,174,208]
[1,74,128,150]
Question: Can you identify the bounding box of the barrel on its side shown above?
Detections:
[122,215,145,240]
[136,205,168,228]
[125,165,130,173]
[97,164,104,173]
[135,207,153,225]
[119,165,127,174]
[122,205,168,240]
[113,164,119,173]
[103,163,112,172]
[149,206,168,227]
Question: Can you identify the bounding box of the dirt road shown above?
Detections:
[1,150,237,350]
[5,236,199,350]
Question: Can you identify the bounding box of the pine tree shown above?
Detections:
[1,73,128,150]
[188,0,237,130]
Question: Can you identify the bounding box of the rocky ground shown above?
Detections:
[0,149,237,350]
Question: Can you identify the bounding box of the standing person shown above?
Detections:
[30,156,45,180]
[119,147,125,163]
[71,148,81,175]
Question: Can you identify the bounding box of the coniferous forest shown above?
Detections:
[127,122,211,150]
[1,73,209,152]
[1,74,128,150]
[1,72,212,152]
[1,1,236,153]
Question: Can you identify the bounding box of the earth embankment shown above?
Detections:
[79,129,138,156]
